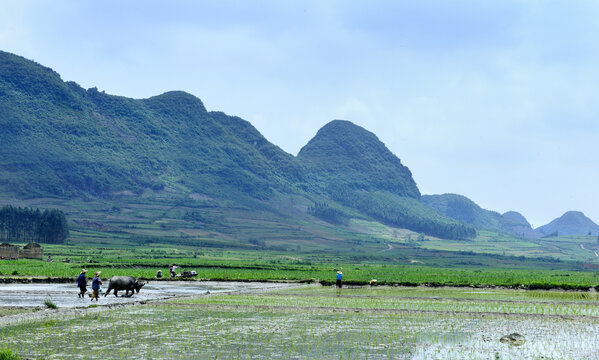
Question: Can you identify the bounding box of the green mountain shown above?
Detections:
[537,211,599,237]
[0,51,304,201]
[501,211,543,239]
[298,122,475,239]
[297,120,420,198]
[421,194,541,238]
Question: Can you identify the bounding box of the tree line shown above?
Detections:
[0,205,69,244]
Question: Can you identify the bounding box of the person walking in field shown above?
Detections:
[91,271,102,301]
[336,271,343,288]
[77,269,88,298]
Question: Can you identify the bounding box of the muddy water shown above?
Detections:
[0,281,294,308]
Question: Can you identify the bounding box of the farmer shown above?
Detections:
[336,271,343,288]
[170,264,177,277]
[77,269,88,298]
[91,271,102,301]
[156,270,162,278]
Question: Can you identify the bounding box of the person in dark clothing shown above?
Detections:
[91,271,102,301]
[336,271,343,288]
[77,269,88,298]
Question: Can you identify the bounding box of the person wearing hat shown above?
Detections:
[336,271,343,288]
[77,269,88,298]
[91,271,102,301]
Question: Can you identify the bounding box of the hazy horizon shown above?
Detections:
[2,0,599,227]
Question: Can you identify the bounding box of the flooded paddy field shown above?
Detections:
[0,281,295,308]
[2,285,599,359]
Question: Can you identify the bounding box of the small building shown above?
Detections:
[0,243,20,259]
[0,242,43,260]
[21,242,43,260]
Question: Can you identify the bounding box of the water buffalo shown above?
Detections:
[104,276,145,297]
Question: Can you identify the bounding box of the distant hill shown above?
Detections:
[501,211,543,239]
[421,194,542,238]
[537,211,599,237]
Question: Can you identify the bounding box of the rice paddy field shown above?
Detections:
[3,243,599,290]
[2,285,599,359]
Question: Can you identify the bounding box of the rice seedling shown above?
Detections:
[43,300,57,309]
[2,285,599,359]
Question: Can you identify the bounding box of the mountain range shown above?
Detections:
[0,50,597,249]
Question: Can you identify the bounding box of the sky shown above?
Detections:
[1,0,598,227]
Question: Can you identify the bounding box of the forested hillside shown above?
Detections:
[421,194,542,238]
[0,50,305,200]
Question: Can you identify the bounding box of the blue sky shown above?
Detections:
[2,0,598,227]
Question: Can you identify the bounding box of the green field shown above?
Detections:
[2,285,599,359]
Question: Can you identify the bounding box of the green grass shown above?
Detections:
[43,300,57,309]
[0,348,21,360]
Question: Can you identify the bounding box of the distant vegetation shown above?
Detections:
[0,205,69,244]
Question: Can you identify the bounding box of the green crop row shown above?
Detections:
[2,256,599,290]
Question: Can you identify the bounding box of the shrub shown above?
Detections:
[44,300,57,309]
[0,348,21,360]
